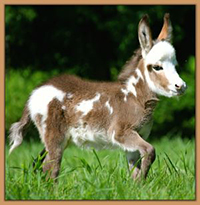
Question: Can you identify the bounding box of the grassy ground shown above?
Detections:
[5,136,195,200]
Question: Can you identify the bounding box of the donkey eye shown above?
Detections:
[152,65,163,71]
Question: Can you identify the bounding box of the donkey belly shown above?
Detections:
[68,124,115,150]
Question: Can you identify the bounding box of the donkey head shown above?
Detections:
[138,13,187,97]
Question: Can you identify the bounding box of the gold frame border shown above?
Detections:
[1,1,198,204]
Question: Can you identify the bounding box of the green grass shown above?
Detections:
[5,136,195,200]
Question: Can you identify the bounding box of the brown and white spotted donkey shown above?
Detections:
[9,14,187,180]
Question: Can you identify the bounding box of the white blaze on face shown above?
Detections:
[76,93,101,116]
[144,41,186,97]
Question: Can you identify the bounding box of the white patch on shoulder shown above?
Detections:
[76,93,101,116]
[66,93,73,99]
[121,88,128,102]
[126,76,137,97]
[121,68,144,101]
[105,101,113,115]
[135,68,144,81]
[28,85,65,120]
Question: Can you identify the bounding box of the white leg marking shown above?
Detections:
[76,93,101,116]
[121,68,144,100]
[121,88,128,102]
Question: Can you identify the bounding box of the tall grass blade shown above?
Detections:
[181,152,188,174]
[130,156,143,176]
[74,156,92,174]
[32,150,48,172]
[164,152,179,175]
[92,149,103,170]
[163,157,172,175]
[157,155,161,171]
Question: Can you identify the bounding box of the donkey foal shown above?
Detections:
[9,14,187,180]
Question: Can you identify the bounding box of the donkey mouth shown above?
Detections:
[170,89,186,96]
[170,82,187,96]
[174,86,187,96]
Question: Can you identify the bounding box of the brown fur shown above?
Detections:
[38,54,158,179]
[10,14,179,181]
[43,99,67,178]
[35,114,43,138]
[118,48,142,82]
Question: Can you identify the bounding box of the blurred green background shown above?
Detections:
[5,5,195,141]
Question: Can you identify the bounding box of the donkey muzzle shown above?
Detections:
[176,81,187,95]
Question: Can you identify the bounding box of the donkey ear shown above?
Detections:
[138,14,153,58]
[157,13,173,42]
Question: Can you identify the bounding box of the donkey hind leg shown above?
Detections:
[42,126,68,179]
[32,114,47,168]
[43,139,63,179]
[41,98,69,179]
[115,130,156,179]
[43,129,71,179]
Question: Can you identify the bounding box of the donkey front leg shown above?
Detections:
[115,130,156,179]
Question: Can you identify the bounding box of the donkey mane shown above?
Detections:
[118,48,142,82]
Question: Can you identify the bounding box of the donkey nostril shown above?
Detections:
[175,84,180,89]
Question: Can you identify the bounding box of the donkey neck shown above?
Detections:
[119,59,158,109]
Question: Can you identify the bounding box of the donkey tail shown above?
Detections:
[9,105,30,154]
